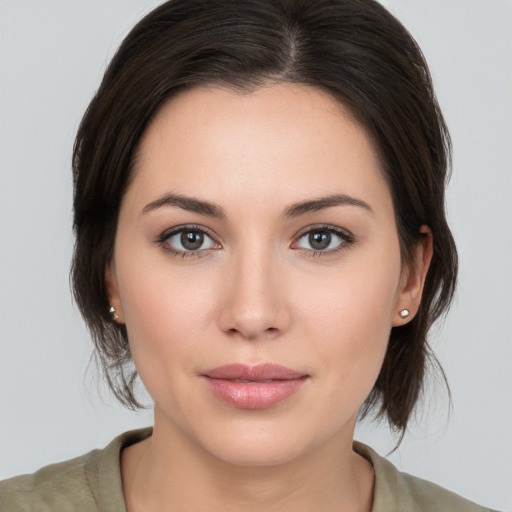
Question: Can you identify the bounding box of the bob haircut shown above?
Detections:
[71,0,457,435]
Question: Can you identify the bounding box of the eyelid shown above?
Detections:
[290,224,355,254]
[155,223,354,259]
[158,223,217,241]
[156,224,221,258]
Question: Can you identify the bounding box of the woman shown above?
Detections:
[0,1,503,510]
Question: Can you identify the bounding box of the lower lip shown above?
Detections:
[203,377,308,409]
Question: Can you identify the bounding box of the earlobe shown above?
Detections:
[392,226,433,326]
[105,264,124,324]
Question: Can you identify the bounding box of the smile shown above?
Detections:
[202,363,309,410]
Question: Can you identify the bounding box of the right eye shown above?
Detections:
[158,226,220,258]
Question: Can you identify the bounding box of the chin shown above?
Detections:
[205,436,305,468]
[192,417,331,468]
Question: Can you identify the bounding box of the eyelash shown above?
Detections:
[292,224,355,257]
[156,224,355,259]
[156,224,219,259]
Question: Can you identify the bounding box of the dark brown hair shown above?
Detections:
[72,0,457,434]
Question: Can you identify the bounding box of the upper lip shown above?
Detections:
[203,363,307,381]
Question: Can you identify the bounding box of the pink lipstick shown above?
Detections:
[202,363,308,409]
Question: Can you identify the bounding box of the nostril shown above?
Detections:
[225,326,280,340]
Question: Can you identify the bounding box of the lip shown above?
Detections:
[202,363,309,410]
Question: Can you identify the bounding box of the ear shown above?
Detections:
[105,263,124,324]
[392,226,433,326]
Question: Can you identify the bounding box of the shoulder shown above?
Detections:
[0,451,98,511]
[397,471,496,512]
[353,442,498,512]
[0,428,152,512]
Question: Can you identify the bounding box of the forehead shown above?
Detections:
[127,83,391,216]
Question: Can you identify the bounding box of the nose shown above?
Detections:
[217,246,291,341]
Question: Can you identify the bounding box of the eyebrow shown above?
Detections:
[142,192,372,219]
[282,194,373,218]
[143,193,226,218]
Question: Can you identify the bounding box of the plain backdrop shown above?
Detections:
[0,1,511,510]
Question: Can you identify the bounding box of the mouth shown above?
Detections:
[202,363,309,410]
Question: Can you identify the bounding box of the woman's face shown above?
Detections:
[108,83,424,465]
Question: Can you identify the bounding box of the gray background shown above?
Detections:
[0,1,510,510]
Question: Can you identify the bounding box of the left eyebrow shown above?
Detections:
[281,194,374,218]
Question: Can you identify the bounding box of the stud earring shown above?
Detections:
[399,309,410,319]
[109,306,120,322]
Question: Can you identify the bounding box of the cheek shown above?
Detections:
[116,268,222,418]
[119,270,216,354]
[301,247,400,325]
[112,239,220,389]
[295,245,401,388]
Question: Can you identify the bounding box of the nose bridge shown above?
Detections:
[219,237,288,339]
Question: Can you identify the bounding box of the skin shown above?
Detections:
[106,83,432,512]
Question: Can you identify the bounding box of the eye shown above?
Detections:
[292,226,354,254]
[158,226,219,257]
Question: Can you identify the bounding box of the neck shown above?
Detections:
[121,413,374,512]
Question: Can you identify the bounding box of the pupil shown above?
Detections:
[309,231,331,250]
[181,231,203,250]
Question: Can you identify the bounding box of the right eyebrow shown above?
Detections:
[142,193,226,219]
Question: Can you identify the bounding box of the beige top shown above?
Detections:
[0,428,497,511]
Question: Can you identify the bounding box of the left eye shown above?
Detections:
[294,228,349,252]
[164,228,217,252]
